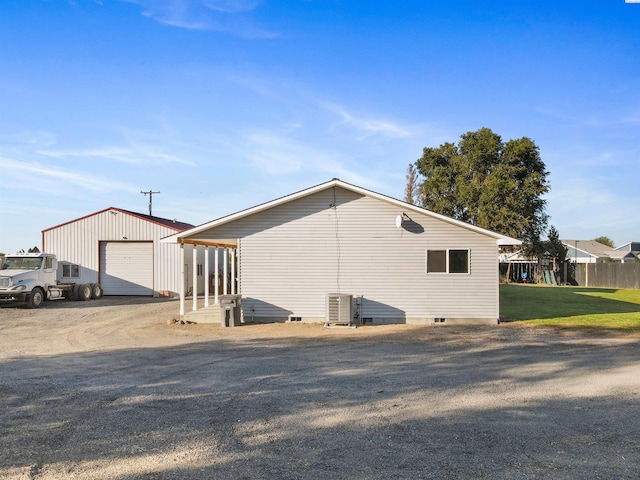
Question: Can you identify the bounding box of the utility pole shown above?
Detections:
[140,190,160,216]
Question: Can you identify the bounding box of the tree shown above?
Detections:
[593,236,614,248]
[415,127,550,253]
[404,163,421,205]
[28,246,40,253]
[545,225,568,265]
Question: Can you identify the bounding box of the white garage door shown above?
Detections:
[100,242,153,296]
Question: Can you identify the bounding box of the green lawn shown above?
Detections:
[499,284,640,332]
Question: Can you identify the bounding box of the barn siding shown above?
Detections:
[190,187,499,323]
[43,209,192,296]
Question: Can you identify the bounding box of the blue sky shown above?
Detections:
[1,0,638,253]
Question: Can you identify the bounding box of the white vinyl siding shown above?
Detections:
[190,187,499,322]
[100,242,153,295]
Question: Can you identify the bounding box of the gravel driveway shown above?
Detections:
[1,297,639,479]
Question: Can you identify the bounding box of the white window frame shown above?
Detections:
[425,248,470,274]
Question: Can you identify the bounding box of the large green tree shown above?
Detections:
[414,127,549,253]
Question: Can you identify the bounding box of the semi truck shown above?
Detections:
[0,253,102,308]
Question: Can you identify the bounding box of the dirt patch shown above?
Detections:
[1,298,639,479]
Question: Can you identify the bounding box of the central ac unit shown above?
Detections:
[326,293,353,326]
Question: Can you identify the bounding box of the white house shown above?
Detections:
[43,208,208,297]
[562,240,625,264]
[615,242,640,263]
[162,179,521,325]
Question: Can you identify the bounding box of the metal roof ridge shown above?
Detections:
[42,207,194,233]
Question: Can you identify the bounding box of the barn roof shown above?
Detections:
[42,207,195,233]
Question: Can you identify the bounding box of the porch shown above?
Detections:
[178,239,238,323]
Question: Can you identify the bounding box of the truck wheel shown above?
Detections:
[27,287,45,309]
[91,283,103,299]
[77,283,92,301]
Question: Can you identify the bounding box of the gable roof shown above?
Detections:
[616,241,640,253]
[42,207,195,233]
[162,178,521,246]
[561,240,623,260]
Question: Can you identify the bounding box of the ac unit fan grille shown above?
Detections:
[326,294,353,325]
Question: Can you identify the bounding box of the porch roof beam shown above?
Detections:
[179,238,237,249]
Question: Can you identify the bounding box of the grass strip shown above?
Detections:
[500,284,640,332]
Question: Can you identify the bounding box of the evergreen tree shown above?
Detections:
[545,226,567,264]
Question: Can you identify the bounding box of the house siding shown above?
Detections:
[43,209,194,296]
[190,187,499,324]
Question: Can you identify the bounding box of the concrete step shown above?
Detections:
[184,305,222,324]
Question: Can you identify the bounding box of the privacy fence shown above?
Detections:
[574,262,640,290]
[500,262,640,289]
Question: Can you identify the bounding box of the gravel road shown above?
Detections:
[1,297,639,479]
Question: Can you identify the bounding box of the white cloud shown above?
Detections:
[203,0,262,14]
[244,132,303,174]
[38,144,195,167]
[121,0,278,38]
[0,156,137,194]
[39,147,140,164]
[0,131,57,149]
[324,103,411,139]
[240,130,386,189]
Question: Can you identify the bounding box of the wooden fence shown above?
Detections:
[574,263,640,289]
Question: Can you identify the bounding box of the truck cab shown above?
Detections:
[0,253,100,308]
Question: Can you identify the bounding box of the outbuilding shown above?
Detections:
[163,179,521,325]
[43,208,202,297]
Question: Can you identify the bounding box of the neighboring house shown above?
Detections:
[615,242,640,263]
[163,179,521,325]
[562,240,625,263]
[42,208,202,297]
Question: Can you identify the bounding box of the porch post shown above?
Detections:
[223,248,228,295]
[179,243,185,317]
[214,247,219,304]
[192,244,198,311]
[231,248,236,295]
[204,246,210,307]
